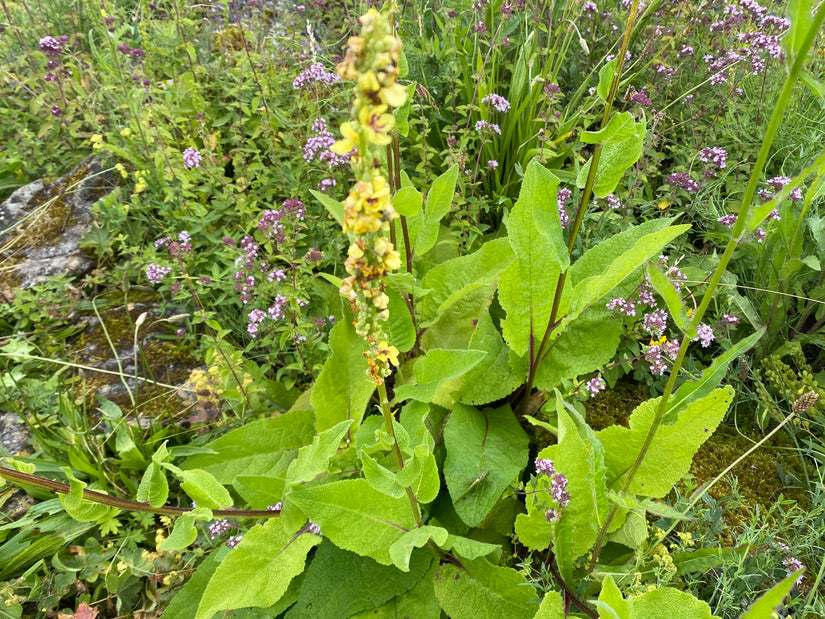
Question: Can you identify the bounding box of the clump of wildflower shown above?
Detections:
[475,120,501,135]
[699,146,728,170]
[487,160,499,169]
[692,323,715,348]
[209,519,232,539]
[293,62,340,89]
[268,502,283,513]
[585,376,606,398]
[333,9,406,385]
[183,147,202,169]
[666,172,700,192]
[776,542,805,585]
[607,297,637,317]
[533,457,570,522]
[557,188,572,229]
[643,309,668,338]
[481,93,511,112]
[146,264,171,284]
[717,214,737,227]
[605,194,622,209]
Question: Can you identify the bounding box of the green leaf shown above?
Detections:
[663,328,764,424]
[394,82,417,137]
[386,286,416,353]
[196,519,320,619]
[180,469,233,509]
[420,238,515,323]
[741,570,803,619]
[581,112,639,145]
[286,543,431,618]
[389,526,448,572]
[783,0,813,64]
[310,189,343,227]
[444,404,528,527]
[286,420,352,487]
[59,468,119,523]
[647,263,694,336]
[596,575,632,619]
[232,475,286,509]
[499,160,567,357]
[412,164,459,255]
[633,587,719,619]
[672,547,748,575]
[136,462,169,508]
[609,508,647,549]
[458,312,526,405]
[433,558,535,619]
[350,557,441,618]
[311,313,376,432]
[577,113,645,198]
[394,349,487,404]
[287,479,417,566]
[393,186,423,217]
[442,535,502,561]
[160,547,229,619]
[161,507,212,552]
[182,409,315,483]
[597,59,618,102]
[597,388,734,497]
[533,590,565,619]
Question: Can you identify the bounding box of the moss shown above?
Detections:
[585,380,648,430]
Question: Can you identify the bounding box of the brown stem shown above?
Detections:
[545,549,599,619]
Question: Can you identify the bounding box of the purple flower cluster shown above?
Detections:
[666,172,700,192]
[209,519,232,539]
[557,188,571,230]
[293,63,340,89]
[699,147,728,170]
[146,263,171,284]
[717,214,738,227]
[607,297,637,317]
[585,376,606,398]
[692,323,715,348]
[628,89,652,107]
[475,120,501,135]
[777,542,805,585]
[606,194,622,209]
[720,313,740,325]
[39,36,67,57]
[534,458,570,522]
[481,93,511,112]
[307,520,322,536]
[226,535,243,549]
[183,147,202,169]
[304,118,352,168]
[766,176,791,191]
[643,309,668,338]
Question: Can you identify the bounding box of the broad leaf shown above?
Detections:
[634,587,720,618]
[741,570,803,618]
[411,164,459,255]
[287,479,417,565]
[389,526,448,572]
[136,462,168,508]
[349,553,441,619]
[577,113,645,198]
[598,388,734,497]
[499,160,566,357]
[597,58,618,102]
[433,558,535,619]
[285,420,352,487]
[444,404,528,527]
[196,518,320,619]
[180,469,232,509]
[182,409,315,483]
[310,189,343,227]
[394,349,487,404]
[311,313,376,432]
[534,590,565,619]
[393,186,423,217]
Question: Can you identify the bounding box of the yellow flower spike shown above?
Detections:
[357,70,382,96]
[359,104,395,145]
[375,341,399,367]
[331,121,360,155]
[347,242,365,259]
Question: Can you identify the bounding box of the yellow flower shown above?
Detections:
[375,341,399,367]
[378,82,408,108]
[115,163,128,179]
[120,128,132,137]
[358,104,394,145]
[357,70,382,96]
[331,121,360,155]
[383,250,401,271]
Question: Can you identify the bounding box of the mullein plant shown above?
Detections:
[332,8,406,386]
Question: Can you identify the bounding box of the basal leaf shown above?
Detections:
[443,404,528,527]
[287,479,417,566]
[499,160,567,357]
[286,543,431,618]
[458,312,526,405]
[311,311,376,432]
[182,408,315,483]
[196,518,320,619]
[597,388,734,497]
[433,558,535,619]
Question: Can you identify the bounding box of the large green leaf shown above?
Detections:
[458,312,526,405]
[432,558,536,619]
[499,160,567,357]
[597,388,734,497]
[410,164,459,256]
[393,349,487,404]
[196,519,320,619]
[420,238,515,323]
[350,553,441,619]
[633,587,720,618]
[577,113,645,198]
[310,189,343,227]
[783,0,814,64]
[182,409,315,483]
[180,469,233,509]
[285,543,431,618]
[533,591,565,619]
[443,404,528,527]
[287,479,417,565]
[311,312,376,432]
[285,420,352,487]
[389,526,448,572]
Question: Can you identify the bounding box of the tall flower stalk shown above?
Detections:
[333,8,407,386]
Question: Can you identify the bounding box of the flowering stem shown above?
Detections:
[588,1,825,571]
[0,466,278,519]
[544,550,598,619]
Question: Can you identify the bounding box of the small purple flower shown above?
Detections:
[535,458,556,476]
[678,45,694,57]
[754,228,766,243]
[721,313,740,325]
[790,187,803,202]
[474,22,487,33]
[628,90,652,107]
[767,209,781,222]
[717,214,738,227]
[50,105,62,117]
[645,345,667,376]
[183,147,202,169]
[693,323,715,348]
[662,339,680,358]
[543,83,562,98]
[146,264,171,284]
[226,535,243,549]
[643,309,668,338]
[607,297,636,317]
[638,281,657,307]
[699,147,728,169]
[474,120,501,135]
[606,194,622,209]
[487,160,499,169]
[178,230,191,243]
[481,93,511,112]
[318,178,336,192]
[585,377,606,398]
[209,519,232,539]
[39,36,63,57]
[176,327,186,337]
[307,520,322,536]
[293,63,340,89]
[268,502,283,512]
[666,173,700,192]
[767,176,791,191]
